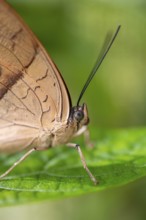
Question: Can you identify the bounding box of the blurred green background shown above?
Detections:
[1,0,146,219]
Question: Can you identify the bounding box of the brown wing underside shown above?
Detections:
[0,0,72,151]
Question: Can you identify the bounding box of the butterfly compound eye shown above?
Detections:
[74,110,84,121]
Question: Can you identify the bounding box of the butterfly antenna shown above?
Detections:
[77,25,121,106]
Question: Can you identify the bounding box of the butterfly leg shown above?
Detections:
[83,128,94,148]
[0,148,36,179]
[74,126,93,148]
[66,143,98,185]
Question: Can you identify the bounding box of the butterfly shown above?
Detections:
[0,0,120,185]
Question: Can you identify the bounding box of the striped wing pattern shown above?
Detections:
[0,1,71,152]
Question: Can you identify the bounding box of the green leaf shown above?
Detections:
[0,127,146,206]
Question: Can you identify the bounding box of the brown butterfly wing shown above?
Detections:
[0,1,71,152]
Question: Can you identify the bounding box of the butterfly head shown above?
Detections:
[69,103,89,129]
